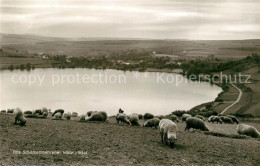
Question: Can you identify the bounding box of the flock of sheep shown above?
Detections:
[2,107,260,148]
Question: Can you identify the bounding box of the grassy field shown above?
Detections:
[1,113,260,165]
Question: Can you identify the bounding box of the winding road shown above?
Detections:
[220,83,242,115]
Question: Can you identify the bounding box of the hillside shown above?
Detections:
[1,114,260,165]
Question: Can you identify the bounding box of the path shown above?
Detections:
[220,83,242,115]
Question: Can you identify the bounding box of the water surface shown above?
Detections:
[0,69,221,115]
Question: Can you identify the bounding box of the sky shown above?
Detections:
[0,0,260,40]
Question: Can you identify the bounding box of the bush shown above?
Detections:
[171,110,186,117]
[144,113,154,120]
[215,98,223,102]
[205,103,213,109]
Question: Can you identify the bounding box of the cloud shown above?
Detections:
[1,0,259,39]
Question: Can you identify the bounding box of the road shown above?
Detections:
[220,83,242,115]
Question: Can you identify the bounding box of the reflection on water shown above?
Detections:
[0,69,221,115]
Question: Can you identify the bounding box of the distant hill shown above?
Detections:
[1,33,260,58]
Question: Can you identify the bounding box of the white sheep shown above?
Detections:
[63,112,72,120]
[159,119,177,147]
[185,117,209,131]
[237,124,260,138]
[52,112,62,120]
[116,113,131,125]
[14,108,27,126]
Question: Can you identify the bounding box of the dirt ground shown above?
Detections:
[1,114,260,166]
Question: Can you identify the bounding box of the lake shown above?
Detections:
[0,69,222,116]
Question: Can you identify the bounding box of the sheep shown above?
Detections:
[52,112,62,120]
[85,111,107,122]
[42,107,48,117]
[227,115,239,124]
[185,117,209,131]
[195,115,205,121]
[116,113,131,125]
[237,124,260,138]
[79,115,86,122]
[1,110,6,113]
[143,118,160,128]
[129,113,142,126]
[87,111,98,117]
[159,119,177,147]
[157,115,164,120]
[171,114,179,122]
[24,110,33,115]
[63,112,72,120]
[14,108,27,126]
[33,109,43,115]
[182,113,192,122]
[7,109,14,114]
[208,116,222,124]
[118,108,124,113]
[220,116,234,124]
[72,112,78,117]
[52,109,64,117]
[144,113,154,120]
[138,114,143,120]
[208,115,216,122]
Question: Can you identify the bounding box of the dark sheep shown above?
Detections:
[24,110,33,115]
[220,116,234,124]
[185,117,209,131]
[208,115,222,124]
[85,111,107,122]
[1,110,7,113]
[227,115,239,124]
[7,109,14,114]
[33,109,43,115]
[129,113,142,126]
[52,109,65,117]
[14,108,27,126]
[143,118,160,128]
[87,111,98,117]
[144,113,154,120]
[138,114,143,120]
